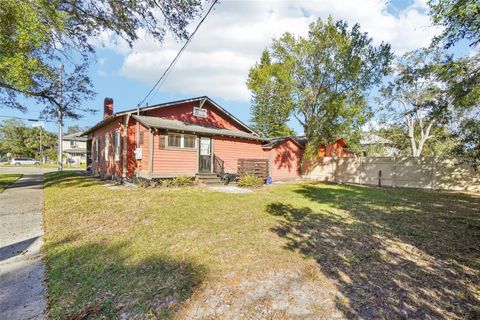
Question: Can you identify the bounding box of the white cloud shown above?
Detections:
[106,0,442,102]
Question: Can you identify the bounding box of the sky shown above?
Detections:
[1,0,468,134]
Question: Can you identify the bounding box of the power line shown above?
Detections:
[137,0,219,107]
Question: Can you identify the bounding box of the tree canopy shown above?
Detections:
[0,0,206,119]
[247,17,392,154]
[429,0,480,49]
[0,119,57,160]
[246,50,294,137]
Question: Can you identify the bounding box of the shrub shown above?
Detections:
[172,175,195,187]
[161,175,195,188]
[237,174,263,188]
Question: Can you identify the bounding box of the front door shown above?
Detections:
[199,137,212,173]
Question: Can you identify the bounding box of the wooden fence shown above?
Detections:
[303,156,480,192]
[238,159,269,179]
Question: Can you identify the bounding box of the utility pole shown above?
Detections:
[39,126,43,164]
[58,64,63,171]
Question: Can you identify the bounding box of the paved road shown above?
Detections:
[0,173,47,319]
[0,166,61,175]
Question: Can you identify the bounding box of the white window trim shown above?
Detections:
[166,133,197,149]
[95,138,99,162]
[193,107,207,118]
[104,134,109,161]
[114,130,121,161]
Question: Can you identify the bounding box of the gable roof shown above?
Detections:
[133,115,265,141]
[83,96,257,136]
[63,132,88,141]
[262,136,304,149]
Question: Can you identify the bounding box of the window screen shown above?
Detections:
[167,133,182,148]
[184,135,196,148]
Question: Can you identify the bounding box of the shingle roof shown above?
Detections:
[262,136,304,149]
[132,115,265,141]
[82,96,257,136]
[63,132,88,141]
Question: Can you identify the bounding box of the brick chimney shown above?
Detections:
[104,97,114,119]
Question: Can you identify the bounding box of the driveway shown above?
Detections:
[0,173,47,319]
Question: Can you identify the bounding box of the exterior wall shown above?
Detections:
[318,139,353,157]
[304,156,480,192]
[213,136,267,174]
[151,133,198,176]
[62,139,87,164]
[89,119,124,177]
[126,117,137,177]
[62,139,87,152]
[64,152,86,165]
[137,123,150,176]
[270,140,303,181]
[144,101,246,131]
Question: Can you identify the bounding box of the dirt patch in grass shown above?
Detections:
[0,173,21,192]
[43,172,480,319]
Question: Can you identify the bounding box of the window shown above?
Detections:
[193,107,207,118]
[114,131,121,161]
[166,133,196,149]
[139,131,144,145]
[95,138,99,162]
[70,140,78,148]
[184,135,196,148]
[167,133,182,148]
[104,134,109,161]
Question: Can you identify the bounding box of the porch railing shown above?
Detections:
[213,154,225,175]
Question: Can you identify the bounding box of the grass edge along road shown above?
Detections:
[0,174,22,192]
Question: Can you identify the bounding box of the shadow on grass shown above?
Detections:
[44,237,205,319]
[44,171,97,189]
[267,183,480,319]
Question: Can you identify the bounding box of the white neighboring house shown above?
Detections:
[360,133,398,156]
[62,132,87,164]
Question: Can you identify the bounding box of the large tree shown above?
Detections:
[246,50,294,137]
[247,17,392,153]
[380,49,456,157]
[0,0,206,119]
[428,0,480,163]
[429,0,480,49]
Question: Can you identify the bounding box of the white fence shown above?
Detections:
[303,156,480,192]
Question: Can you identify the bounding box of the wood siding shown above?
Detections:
[270,139,303,181]
[89,118,124,177]
[213,136,267,174]
[144,101,246,132]
[318,139,353,157]
[151,133,198,176]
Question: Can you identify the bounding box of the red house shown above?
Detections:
[83,96,305,183]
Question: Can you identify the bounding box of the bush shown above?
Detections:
[237,174,263,188]
[161,175,195,188]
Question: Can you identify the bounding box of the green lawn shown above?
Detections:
[0,173,21,192]
[43,172,480,319]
